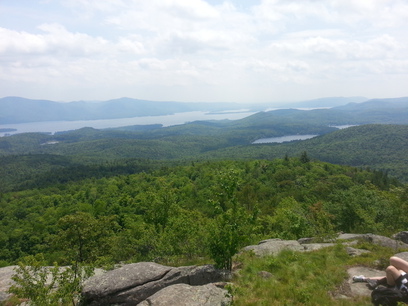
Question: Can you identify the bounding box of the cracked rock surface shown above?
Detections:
[81,262,229,306]
[136,283,232,306]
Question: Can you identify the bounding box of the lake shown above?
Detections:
[252,134,318,144]
[0,110,255,137]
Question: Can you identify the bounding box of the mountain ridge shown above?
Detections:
[0,96,243,124]
[0,96,374,124]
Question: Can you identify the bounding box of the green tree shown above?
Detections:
[300,151,310,163]
[54,212,117,265]
[208,170,258,270]
[267,197,313,240]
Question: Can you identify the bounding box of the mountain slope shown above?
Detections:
[0,97,242,124]
[199,124,408,181]
[236,97,408,126]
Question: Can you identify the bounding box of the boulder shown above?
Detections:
[241,239,305,256]
[337,233,367,241]
[338,233,408,250]
[81,262,229,306]
[365,234,408,250]
[136,283,232,306]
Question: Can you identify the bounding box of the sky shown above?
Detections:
[1,0,408,104]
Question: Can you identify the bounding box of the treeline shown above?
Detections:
[1,158,406,268]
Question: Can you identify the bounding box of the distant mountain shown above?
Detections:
[0,96,376,125]
[0,97,243,124]
[238,96,408,126]
[333,97,408,110]
[274,96,368,108]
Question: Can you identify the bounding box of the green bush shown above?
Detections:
[8,255,93,306]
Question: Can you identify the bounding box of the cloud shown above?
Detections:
[0,24,108,57]
[0,0,407,102]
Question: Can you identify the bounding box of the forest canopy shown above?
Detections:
[0,157,406,268]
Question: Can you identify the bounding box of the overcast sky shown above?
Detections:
[1,0,407,103]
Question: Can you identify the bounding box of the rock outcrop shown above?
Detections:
[2,233,408,305]
[81,262,230,306]
[339,233,408,250]
[136,283,232,306]
[241,233,408,257]
[0,266,17,303]
[240,237,340,256]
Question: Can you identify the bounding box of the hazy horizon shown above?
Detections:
[0,94,371,105]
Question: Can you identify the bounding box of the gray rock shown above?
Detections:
[241,238,338,256]
[365,234,408,250]
[82,262,171,300]
[241,239,305,256]
[136,283,232,306]
[341,252,408,300]
[337,233,408,250]
[82,262,229,306]
[302,243,336,251]
[393,232,408,244]
[337,233,368,241]
[245,234,408,258]
[0,266,17,302]
[297,237,313,244]
[346,247,371,257]
[347,266,384,297]
[393,252,408,262]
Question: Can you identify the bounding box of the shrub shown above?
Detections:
[8,255,93,306]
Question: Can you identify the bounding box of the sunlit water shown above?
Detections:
[252,134,318,144]
[0,111,256,137]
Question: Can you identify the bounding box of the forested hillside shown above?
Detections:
[1,124,408,193]
[200,124,408,182]
[0,158,405,268]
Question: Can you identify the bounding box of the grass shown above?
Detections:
[229,241,398,305]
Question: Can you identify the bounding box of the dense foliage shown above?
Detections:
[1,158,406,268]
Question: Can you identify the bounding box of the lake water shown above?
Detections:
[0,110,256,137]
[252,134,318,144]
